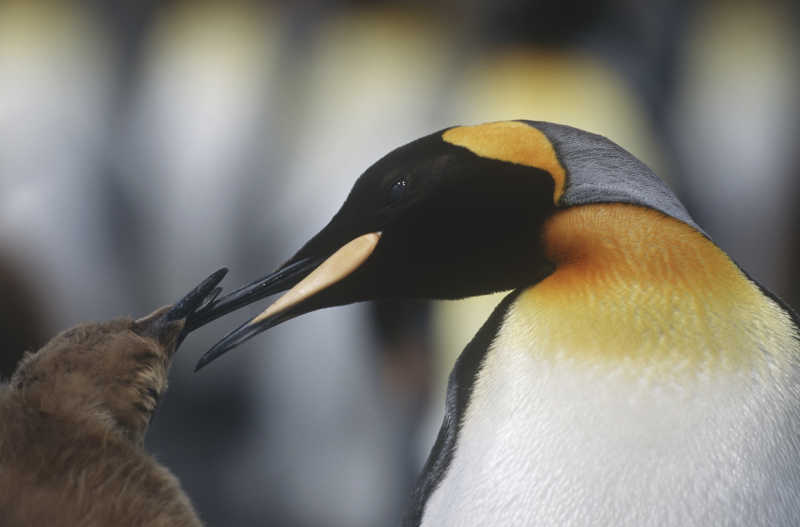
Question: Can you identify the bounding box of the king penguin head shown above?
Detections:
[191,120,701,370]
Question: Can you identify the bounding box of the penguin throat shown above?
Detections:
[516,203,792,370]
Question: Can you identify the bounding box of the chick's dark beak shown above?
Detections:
[134,267,228,350]
[169,267,229,322]
[193,232,381,371]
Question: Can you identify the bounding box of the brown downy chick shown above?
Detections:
[0,268,227,527]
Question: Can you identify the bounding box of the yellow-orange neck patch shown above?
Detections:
[442,121,566,203]
[511,203,797,375]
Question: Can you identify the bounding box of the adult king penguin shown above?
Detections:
[190,121,800,526]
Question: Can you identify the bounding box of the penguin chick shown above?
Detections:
[0,268,226,527]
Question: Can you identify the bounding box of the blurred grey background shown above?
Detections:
[1,0,798,525]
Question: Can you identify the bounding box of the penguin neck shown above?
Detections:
[542,203,725,292]
[516,203,795,371]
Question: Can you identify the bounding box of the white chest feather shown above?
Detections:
[421,300,800,527]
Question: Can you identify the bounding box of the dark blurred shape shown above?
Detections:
[0,255,49,379]
[789,147,800,312]
[474,0,613,47]
[370,299,433,492]
[372,297,430,338]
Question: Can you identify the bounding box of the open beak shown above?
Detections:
[193,232,381,371]
[167,267,229,322]
[134,267,229,349]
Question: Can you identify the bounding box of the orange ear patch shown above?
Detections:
[442,121,566,203]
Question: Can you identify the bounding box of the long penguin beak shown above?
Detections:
[193,232,381,371]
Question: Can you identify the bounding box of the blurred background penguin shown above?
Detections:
[0,1,798,525]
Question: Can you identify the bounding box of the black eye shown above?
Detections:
[389,177,407,203]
